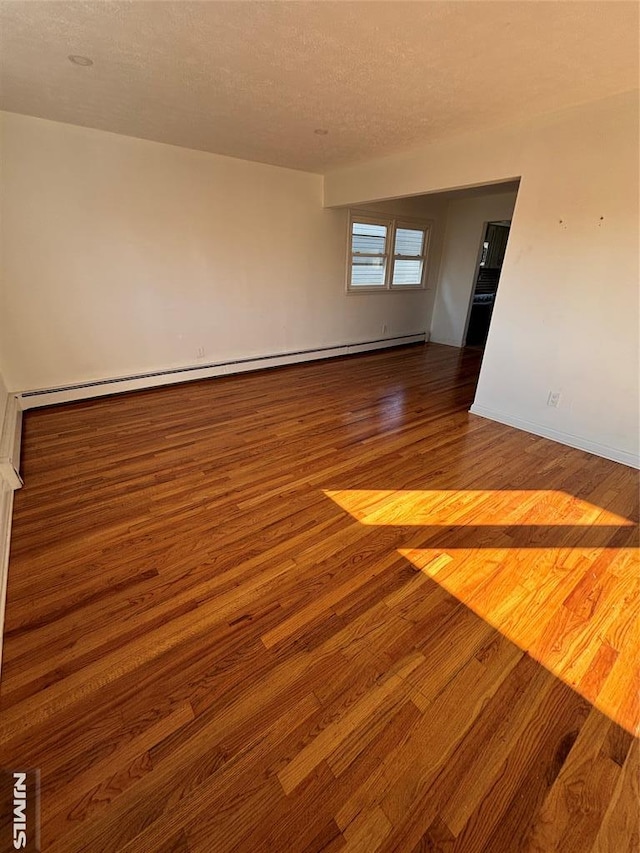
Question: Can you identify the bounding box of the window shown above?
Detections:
[350,219,389,288]
[392,225,427,286]
[347,211,431,292]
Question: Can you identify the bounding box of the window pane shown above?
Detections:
[352,221,388,255]
[394,227,424,256]
[392,259,423,286]
[351,256,386,287]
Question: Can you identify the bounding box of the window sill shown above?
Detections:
[346,287,430,295]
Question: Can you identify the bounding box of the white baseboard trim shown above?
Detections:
[428,337,463,349]
[17,334,427,409]
[469,403,640,470]
[0,394,23,676]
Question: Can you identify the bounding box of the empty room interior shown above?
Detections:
[0,2,638,851]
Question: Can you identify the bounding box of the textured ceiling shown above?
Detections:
[0,1,638,172]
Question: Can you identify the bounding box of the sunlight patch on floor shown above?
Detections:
[323,489,635,526]
[400,546,639,735]
[324,489,639,735]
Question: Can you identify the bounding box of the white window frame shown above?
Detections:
[346,210,432,294]
[346,211,393,292]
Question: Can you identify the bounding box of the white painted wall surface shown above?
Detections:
[0,112,8,429]
[430,191,518,347]
[0,113,443,392]
[325,91,640,466]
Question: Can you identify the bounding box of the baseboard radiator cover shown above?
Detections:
[0,482,15,673]
[0,394,23,675]
[0,394,23,489]
[18,334,427,409]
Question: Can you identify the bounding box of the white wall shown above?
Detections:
[0,112,441,392]
[430,191,518,347]
[325,91,640,467]
[0,117,8,429]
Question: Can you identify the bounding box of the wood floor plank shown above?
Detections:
[1,343,637,851]
[523,709,625,852]
[454,680,591,853]
[589,739,640,853]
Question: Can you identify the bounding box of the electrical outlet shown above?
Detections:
[547,390,561,408]
[196,346,206,360]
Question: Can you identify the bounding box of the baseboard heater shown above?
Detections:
[0,394,22,674]
[18,333,427,409]
[0,396,23,489]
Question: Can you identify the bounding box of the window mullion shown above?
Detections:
[386,221,396,289]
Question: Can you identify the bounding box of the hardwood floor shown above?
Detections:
[0,343,638,852]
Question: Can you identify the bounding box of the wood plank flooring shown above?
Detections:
[0,343,638,852]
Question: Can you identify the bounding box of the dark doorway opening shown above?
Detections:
[465,221,511,348]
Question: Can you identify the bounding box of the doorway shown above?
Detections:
[464,220,511,348]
